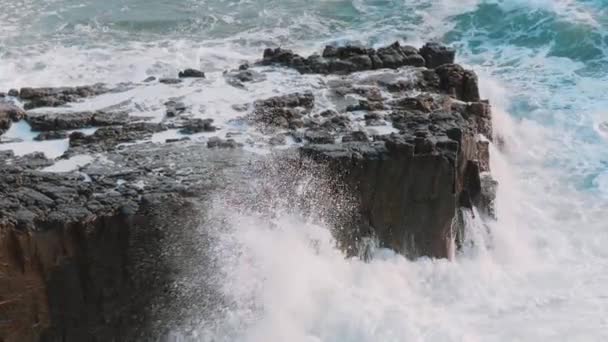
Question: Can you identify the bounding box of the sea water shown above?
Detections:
[1,0,607,340]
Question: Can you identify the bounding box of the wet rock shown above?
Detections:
[165,137,190,144]
[178,118,217,134]
[347,99,385,112]
[11,152,55,169]
[0,102,26,132]
[224,69,266,88]
[304,130,334,144]
[69,123,167,151]
[91,111,129,126]
[19,84,108,109]
[269,134,287,146]
[27,112,93,131]
[319,109,338,117]
[435,64,480,102]
[178,68,205,78]
[260,41,428,75]
[0,42,497,342]
[325,115,351,130]
[300,126,490,259]
[26,111,129,131]
[8,89,19,97]
[0,142,250,341]
[419,42,456,69]
[143,76,157,82]
[159,78,183,85]
[251,92,315,130]
[390,94,452,114]
[364,112,385,126]
[34,131,69,141]
[207,137,241,148]
[165,100,187,117]
[342,131,370,142]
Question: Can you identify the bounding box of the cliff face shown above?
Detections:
[1,214,135,341]
[256,42,495,258]
[0,146,243,341]
[0,174,194,341]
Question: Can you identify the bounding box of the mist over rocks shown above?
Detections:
[0,41,496,340]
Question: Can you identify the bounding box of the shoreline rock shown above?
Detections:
[0,41,497,341]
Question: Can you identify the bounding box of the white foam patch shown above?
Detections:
[42,154,94,172]
[0,139,69,159]
[0,120,97,159]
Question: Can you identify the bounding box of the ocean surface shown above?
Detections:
[2,0,608,341]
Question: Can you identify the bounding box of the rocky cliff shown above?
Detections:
[0,41,495,340]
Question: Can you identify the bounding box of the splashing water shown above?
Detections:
[2,0,608,340]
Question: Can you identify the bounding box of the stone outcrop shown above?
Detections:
[26,111,129,131]
[253,42,494,258]
[0,41,496,341]
[259,41,455,75]
[18,85,109,110]
[0,143,247,341]
[0,102,26,133]
[178,68,205,78]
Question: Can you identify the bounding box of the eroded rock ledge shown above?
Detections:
[0,41,496,341]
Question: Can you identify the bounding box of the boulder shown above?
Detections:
[34,131,69,141]
[259,41,428,74]
[178,118,216,134]
[419,42,456,68]
[26,111,129,131]
[19,84,108,109]
[0,102,26,132]
[178,68,205,78]
[250,92,315,130]
[435,64,480,102]
[207,137,242,148]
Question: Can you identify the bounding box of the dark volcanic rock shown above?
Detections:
[207,136,242,148]
[34,131,69,141]
[260,41,431,74]
[69,122,167,152]
[0,143,249,341]
[251,92,315,130]
[419,42,456,69]
[26,111,129,131]
[342,131,370,142]
[0,102,26,132]
[179,118,217,134]
[301,122,490,259]
[224,68,266,88]
[165,100,187,117]
[159,78,183,84]
[178,68,205,78]
[19,84,109,109]
[304,130,334,144]
[436,64,480,102]
[0,42,497,342]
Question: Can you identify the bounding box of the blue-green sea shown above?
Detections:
[1,0,608,340]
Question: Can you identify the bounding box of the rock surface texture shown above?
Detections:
[0,41,496,341]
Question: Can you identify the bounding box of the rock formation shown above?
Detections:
[0,41,496,340]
